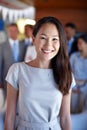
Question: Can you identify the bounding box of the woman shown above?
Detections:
[70,33,87,113]
[4,16,75,130]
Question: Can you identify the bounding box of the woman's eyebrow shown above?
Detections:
[40,33,59,37]
[40,33,46,36]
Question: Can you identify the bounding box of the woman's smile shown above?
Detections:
[41,48,54,54]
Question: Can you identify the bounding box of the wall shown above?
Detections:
[35,8,87,33]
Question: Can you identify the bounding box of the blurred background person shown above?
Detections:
[25,44,37,62]
[70,33,87,113]
[65,22,78,56]
[0,23,26,98]
[24,24,37,62]
[24,24,34,47]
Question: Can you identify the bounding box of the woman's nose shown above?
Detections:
[46,39,52,46]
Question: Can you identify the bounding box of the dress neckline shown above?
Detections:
[23,62,52,71]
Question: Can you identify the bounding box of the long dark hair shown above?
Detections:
[33,16,72,95]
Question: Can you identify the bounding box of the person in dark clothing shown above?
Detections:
[65,22,78,56]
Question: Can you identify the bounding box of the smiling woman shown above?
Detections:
[4,16,75,130]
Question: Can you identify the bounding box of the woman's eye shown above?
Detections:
[53,38,58,41]
[40,37,46,39]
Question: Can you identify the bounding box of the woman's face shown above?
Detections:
[33,23,60,61]
[77,38,87,52]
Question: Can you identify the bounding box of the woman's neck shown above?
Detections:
[81,51,87,58]
[28,59,51,69]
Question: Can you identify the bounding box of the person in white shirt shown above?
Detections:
[24,24,37,62]
[24,24,34,46]
[25,45,37,62]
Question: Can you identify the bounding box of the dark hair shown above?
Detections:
[78,33,87,43]
[65,22,77,30]
[33,16,72,95]
[25,24,34,30]
[7,23,18,28]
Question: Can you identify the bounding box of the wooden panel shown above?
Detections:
[35,8,87,32]
[19,0,87,9]
[1,0,87,9]
[34,0,87,9]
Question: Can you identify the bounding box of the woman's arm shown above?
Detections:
[4,83,18,130]
[60,89,72,130]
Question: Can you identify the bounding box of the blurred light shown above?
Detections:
[17,18,25,34]
[17,18,36,34]
[24,19,36,26]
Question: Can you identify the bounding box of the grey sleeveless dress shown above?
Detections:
[6,62,75,130]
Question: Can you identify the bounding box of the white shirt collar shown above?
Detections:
[9,38,19,49]
[25,37,32,43]
[68,37,74,44]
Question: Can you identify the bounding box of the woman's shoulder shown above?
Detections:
[11,61,24,67]
[70,52,80,58]
[70,52,80,61]
[5,62,25,90]
[9,62,25,72]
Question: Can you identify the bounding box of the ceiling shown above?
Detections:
[0,0,29,9]
[0,0,87,9]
